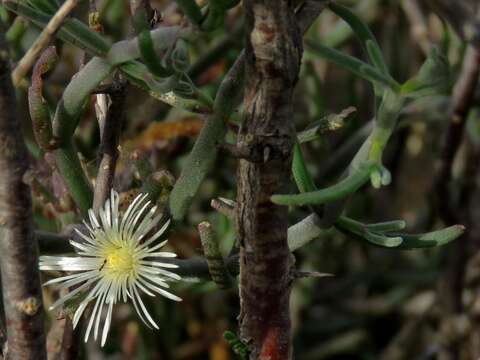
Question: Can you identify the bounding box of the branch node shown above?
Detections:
[15,297,41,316]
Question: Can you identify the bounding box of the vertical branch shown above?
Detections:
[435,44,480,360]
[435,45,480,224]
[0,31,46,360]
[92,78,127,212]
[236,0,302,358]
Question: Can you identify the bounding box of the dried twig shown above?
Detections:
[11,0,79,87]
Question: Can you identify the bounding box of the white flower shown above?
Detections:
[40,190,181,346]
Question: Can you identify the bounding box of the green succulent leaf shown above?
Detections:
[394,225,465,249]
[306,40,400,91]
[272,162,376,207]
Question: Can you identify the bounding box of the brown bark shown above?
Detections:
[0,31,47,359]
[236,0,302,358]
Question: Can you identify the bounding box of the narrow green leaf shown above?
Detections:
[272,163,375,206]
[365,220,406,232]
[329,2,389,74]
[365,39,388,75]
[306,40,400,91]
[335,216,402,247]
[364,232,403,247]
[395,225,465,249]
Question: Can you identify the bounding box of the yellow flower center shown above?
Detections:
[103,246,137,277]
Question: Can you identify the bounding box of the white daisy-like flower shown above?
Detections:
[40,190,181,346]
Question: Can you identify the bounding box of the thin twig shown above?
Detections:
[210,197,235,219]
[11,0,79,87]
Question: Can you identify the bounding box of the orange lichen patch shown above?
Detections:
[131,118,204,150]
[259,327,283,360]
